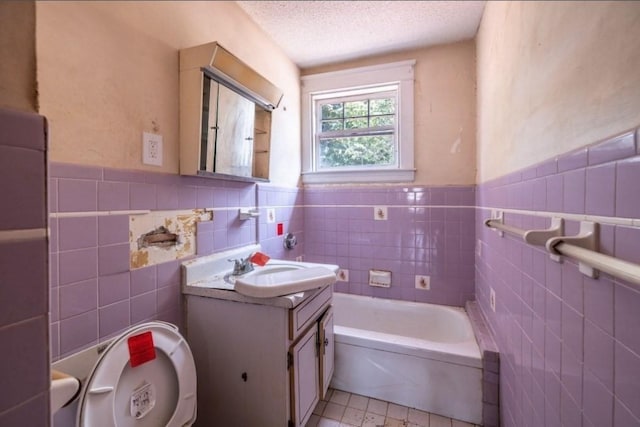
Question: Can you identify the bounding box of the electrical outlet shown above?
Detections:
[266,208,276,223]
[295,255,303,262]
[142,132,163,166]
[415,275,430,290]
[374,206,388,221]
[490,287,496,312]
[337,269,349,282]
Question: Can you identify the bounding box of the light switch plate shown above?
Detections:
[337,269,349,282]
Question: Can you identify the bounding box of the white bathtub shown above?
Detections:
[330,293,483,425]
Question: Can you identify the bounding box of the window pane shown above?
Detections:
[370,98,395,115]
[344,118,368,129]
[321,120,343,132]
[319,135,395,168]
[344,100,368,118]
[321,103,343,120]
[369,115,394,127]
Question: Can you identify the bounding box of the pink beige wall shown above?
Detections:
[36,1,301,186]
[0,1,36,112]
[302,41,477,186]
[476,1,640,183]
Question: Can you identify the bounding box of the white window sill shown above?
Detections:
[301,169,415,184]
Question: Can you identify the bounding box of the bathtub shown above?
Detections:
[330,293,483,425]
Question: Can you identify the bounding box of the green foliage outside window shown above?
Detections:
[318,95,397,169]
[319,135,394,168]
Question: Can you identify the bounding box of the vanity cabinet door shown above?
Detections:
[289,326,319,427]
[318,306,335,400]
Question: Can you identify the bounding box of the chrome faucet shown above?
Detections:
[229,255,255,276]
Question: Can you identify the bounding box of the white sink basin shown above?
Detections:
[234,265,337,298]
[224,263,305,285]
[182,245,339,298]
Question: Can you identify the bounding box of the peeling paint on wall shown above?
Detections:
[129,209,212,269]
[450,127,463,154]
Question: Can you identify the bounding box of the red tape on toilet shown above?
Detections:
[127,331,156,367]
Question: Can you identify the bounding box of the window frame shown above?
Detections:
[301,60,415,184]
[314,87,399,171]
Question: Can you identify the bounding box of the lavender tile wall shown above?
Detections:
[304,186,476,307]
[0,108,49,425]
[49,162,286,360]
[476,127,640,427]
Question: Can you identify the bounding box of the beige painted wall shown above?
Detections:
[477,1,640,183]
[36,1,301,186]
[303,41,477,186]
[0,1,36,112]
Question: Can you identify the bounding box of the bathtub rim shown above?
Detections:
[332,292,482,369]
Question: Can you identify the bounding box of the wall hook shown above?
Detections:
[524,217,564,258]
[545,221,599,277]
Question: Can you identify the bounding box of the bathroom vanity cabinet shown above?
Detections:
[185,285,334,427]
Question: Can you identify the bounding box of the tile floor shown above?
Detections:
[305,389,480,427]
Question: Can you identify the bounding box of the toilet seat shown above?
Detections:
[76,321,197,427]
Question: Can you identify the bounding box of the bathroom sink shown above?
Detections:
[182,244,339,298]
[234,265,337,298]
[224,263,304,285]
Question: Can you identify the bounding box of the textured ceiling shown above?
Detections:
[236,1,486,69]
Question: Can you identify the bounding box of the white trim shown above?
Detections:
[302,169,415,184]
[301,60,415,185]
[0,228,47,243]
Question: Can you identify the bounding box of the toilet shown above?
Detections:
[53,321,197,427]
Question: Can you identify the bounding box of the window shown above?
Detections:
[301,60,415,184]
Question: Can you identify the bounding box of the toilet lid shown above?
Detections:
[77,321,197,427]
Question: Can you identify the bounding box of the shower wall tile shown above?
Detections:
[98,181,129,211]
[304,185,475,307]
[0,146,46,230]
[49,162,292,359]
[98,215,129,246]
[0,239,48,328]
[58,216,97,251]
[57,179,97,212]
[588,130,635,166]
[476,125,640,427]
[0,108,49,423]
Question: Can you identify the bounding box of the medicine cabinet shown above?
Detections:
[179,42,282,182]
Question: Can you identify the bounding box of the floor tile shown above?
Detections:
[348,393,370,411]
[307,414,320,427]
[430,413,452,427]
[362,412,386,427]
[387,403,409,420]
[342,407,366,426]
[367,398,389,416]
[408,408,430,426]
[384,417,406,427]
[314,400,327,415]
[324,402,347,421]
[331,389,351,406]
[451,420,475,427]
[318,418,342,427]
